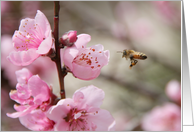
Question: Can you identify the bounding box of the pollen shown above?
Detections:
[92,49,95,52]
[25,23,27,25]
[91,66,94,69]
[97,65,101,67]
[99,51,102,53]
[67,104,70,106]
[96,111,98,113]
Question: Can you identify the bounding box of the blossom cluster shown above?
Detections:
[6,10,115,131]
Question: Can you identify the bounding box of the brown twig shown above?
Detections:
[53,1,66,99]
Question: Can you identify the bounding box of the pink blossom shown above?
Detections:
[60,30,78,46]
[141,103,181,131]
[1,1,11,15]
[7,10,53,66]
[153,1,181,27]
[46,85,115,131]
[7,68,52,118]
[19,109,55,131]
[1,35,56,86]
[165,80,181,104]
[62,34,110,80]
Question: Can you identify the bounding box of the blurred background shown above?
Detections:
[1,1,181,131]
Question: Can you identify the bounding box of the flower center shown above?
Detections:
[73,48,101,69]
[14,19,45,51]
[63,108,93,131]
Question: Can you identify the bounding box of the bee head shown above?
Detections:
[123,50,127,56]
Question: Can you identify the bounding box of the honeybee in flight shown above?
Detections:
[117,49,147,69]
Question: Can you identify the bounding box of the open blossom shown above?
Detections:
[8,10,53,66]
[62,34,110,80]
[141,103,181,131]
[46,85,115,131]
[7,68,53,118]
[165,80,181,104]
[1,35,56,86]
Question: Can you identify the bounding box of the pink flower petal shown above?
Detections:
[54,119,70,131]
[18,18,36,36]
[74,34,91,49]
[73,91,84,103]
[19,109,54,131]
[87,109,116,131]
[15,68,33,84]
[35,10,51,37]
[46,98,74,122]
[13,30,39,51]
[72,63,101,80]
[89,44,104,51]
[104,50,110,60]
[16,83,31,100]
[73,85,104,109]
[7,49,40,66]
[9,89,27,104]
[28,75,50,105]
[63,47,79,70]
[36,30,52,54]
[6,105,37,118]
[14,104,29,112]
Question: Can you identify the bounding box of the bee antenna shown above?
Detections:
[117,51,123,53]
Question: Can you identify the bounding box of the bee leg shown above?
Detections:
[134,60,138,64]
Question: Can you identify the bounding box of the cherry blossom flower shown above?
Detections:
[1,35,56,86]
[62,34,110,80]
[19,109,55,131]
[141,103,181,131]
[7,68,53,118]
[165,80,181,104]
[46,85,115,131]
[7,10,53,66]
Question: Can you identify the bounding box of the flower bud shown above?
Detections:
[60,30,77,47]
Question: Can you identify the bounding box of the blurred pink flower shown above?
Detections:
[1,1,11,15]
[153,1,181,27]
[141,103,181,131]
[165,80,181,104]
[113,2,153,40]
[46,85,115,131]
[7,68,52,118]
[62,34,110,80]
[19,109,55,131]
[128,18,153,40]
[8,10,53,66]
[1,35,56,86]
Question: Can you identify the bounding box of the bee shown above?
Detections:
[117,49,147,69]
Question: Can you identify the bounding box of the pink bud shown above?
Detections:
[60,30,77,46]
